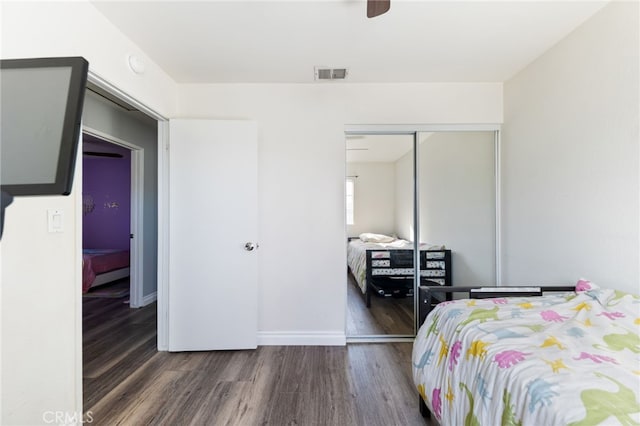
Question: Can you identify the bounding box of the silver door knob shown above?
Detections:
[244,242,258,251]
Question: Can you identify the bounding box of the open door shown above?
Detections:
[168,119,258,351]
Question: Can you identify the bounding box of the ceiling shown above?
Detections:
[91,1,607,84]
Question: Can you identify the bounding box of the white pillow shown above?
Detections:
[359,233,395,243]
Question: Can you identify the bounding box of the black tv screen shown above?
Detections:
[0,56,88,196]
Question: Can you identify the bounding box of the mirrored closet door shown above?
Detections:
[346,134,416,337]
[345,129,498,339]
[417,131,497,293]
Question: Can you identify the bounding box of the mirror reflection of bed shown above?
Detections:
[347,232,450,336]
[82,135,132,302]
[345,131,496,338]
[345,134,417,337]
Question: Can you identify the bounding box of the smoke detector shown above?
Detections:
[314,67,348,81]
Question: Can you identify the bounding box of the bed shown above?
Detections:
[412,281,640,425]
[347,234,451,307]
[82,248,130,293]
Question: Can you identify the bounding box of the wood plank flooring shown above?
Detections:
[346,272,415,336]
[83,296,432,425]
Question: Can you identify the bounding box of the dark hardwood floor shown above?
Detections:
[346,272,415,336]
[83,296,157,409]
[83,296,432,425]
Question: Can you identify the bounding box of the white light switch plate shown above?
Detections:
[47,209,63,233]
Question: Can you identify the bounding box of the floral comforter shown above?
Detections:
[412,282,640,425]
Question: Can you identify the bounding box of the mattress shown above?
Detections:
[412,283,640,425]
[82,249,130,292]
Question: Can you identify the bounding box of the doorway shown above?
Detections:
[81,132,141,304]
[80,80,163,413]
[344,125,500,341]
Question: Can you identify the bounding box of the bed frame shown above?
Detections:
[90,267,130,288]
[416,285,575,418]
[364,249,451,308]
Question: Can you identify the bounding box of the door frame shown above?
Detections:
[74,72,168,414]
[343,123,502,342]
[85,71,169,346]
[82,126,145,308]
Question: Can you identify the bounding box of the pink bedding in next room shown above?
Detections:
[82,249,130,293]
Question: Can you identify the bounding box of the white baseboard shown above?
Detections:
[258,331,346,346]
[141,291,157,306]
[157,330,346,351]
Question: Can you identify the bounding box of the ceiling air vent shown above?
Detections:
[315,67,348,81]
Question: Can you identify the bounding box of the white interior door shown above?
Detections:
[168,119,258,351]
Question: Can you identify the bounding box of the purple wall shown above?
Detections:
[82,147,131,250]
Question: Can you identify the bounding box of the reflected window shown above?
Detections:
[346,178,355,225]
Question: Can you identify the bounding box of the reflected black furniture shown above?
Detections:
[364,249,451,307]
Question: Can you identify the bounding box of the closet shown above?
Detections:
[345,128,498,339]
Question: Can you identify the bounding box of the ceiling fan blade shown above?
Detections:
[367,0,390,18]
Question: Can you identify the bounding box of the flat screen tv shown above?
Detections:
[1,56,88,196]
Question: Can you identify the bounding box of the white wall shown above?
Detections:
[502,2,639,293]
[346,162,396,238]
[177,83,503,338]
[1,2,176,424]
[418,132,496,286]
[83,92,158,297]
[0,179,82,426]
[0,1,177,117]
